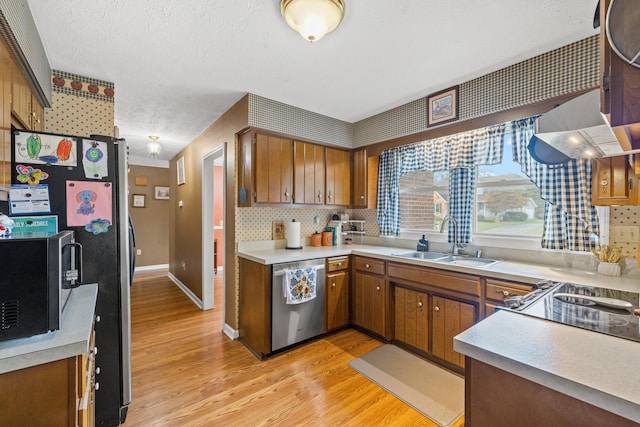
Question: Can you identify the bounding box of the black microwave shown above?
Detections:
[0,230,82,342]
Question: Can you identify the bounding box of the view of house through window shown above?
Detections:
[399,133,544,238]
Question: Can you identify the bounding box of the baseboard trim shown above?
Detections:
[135,264,169,272]
[167,272,204,310]
[223,323,239,340]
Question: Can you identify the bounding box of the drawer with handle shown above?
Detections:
[354,256,385,275]
[485,279,534,303]
[327,256,349,272]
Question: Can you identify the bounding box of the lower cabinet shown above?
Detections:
[465,358,639,426]
[432,295,476,368]
[353,257,389,338]
[0,335,96,426]
[326,256,350,332]
[394,287,429,353]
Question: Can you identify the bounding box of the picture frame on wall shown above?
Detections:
[132,194,145,208]
[177,156,186,185]
[427,86,458,127]
[154,186,170,200]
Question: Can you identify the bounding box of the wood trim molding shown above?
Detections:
[363,88,595,158]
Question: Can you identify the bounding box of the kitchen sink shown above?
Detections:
[391,251,500,268]
[391,251,450,260]
[437,255,500,268]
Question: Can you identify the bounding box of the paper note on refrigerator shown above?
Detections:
[8,184,51,214]
[14,131,78,166]
[66,180,113,226]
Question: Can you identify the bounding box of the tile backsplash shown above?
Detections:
[235,207,379,243]
[611,206,640,259]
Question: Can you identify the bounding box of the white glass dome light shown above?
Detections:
[147,135,161,158]
[281,0,346,42]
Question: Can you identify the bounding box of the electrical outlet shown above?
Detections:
[614,226,640,243]
[136,249,142,256]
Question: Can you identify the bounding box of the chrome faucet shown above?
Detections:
[439,215,465,255]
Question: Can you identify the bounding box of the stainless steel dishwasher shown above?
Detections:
[272,258,325,352]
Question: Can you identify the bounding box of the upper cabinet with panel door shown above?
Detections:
[237,130,355,208]
[592,154,639,205]
[325,146,351,206]
[254,132,294,205]
[352,148,378,209]
[599,0,640,150]
[294,140,325,205]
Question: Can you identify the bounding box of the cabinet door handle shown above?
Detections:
[327,191,333,201]
[337,262,342,267]
[376,286,381,291]
[365,263,370,268]
[434,305,440,312]
[418,300,423,307]
[360,195,365,200]
[332,282,336,288]
[317,191,322,202]
[284,188,289,201]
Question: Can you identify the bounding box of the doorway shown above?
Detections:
[202,144,225,311]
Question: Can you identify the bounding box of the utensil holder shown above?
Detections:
[311,233,322,247]
[597,261,621,277]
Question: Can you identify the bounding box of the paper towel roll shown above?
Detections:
[285,220,302,249]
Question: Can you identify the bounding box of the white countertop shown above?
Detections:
[239,242,640,421]
[454,310,640,423]
[238,243,640,291]
[0,284,98,374]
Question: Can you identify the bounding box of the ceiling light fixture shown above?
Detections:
[280,0,345,42]
[147,135,161,158]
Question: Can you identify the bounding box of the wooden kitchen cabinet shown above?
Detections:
[294,140,325,204]
[10,56,32,129]
[0,330,96,426]
[0,36,11,188]
[432,295,476,369]
[238,257,272,358]
[325,256,349,332]
[592,155,638,205]
[351,148,379,209]
[352,148,367,208]
[465,357,639,427]
[31,92,44,132]
[353,256,389,339]
[325,146,351,206]
[254,133,294,204]
[394,286,429,353]
[483,278,534,318]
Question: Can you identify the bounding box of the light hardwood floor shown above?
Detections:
[123,270,463,426]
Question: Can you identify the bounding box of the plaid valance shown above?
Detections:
[377,123,507,236]
[511,117,598,251]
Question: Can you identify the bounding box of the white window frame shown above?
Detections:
[396,171,609,253]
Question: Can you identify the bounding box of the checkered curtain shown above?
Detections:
[448,168,476,244]
[377,124,506,236]
[511,117,598,251]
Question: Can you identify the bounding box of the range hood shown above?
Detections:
[528,89,634,165]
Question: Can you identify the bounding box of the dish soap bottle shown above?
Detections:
[417,234,429,252]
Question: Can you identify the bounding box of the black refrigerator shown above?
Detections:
[10,129,132,425]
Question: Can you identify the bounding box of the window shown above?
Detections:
[475,134,544,237]
[399,170,449,232]
[399,132,543,241]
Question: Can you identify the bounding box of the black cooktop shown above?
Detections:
[521,283,640,343]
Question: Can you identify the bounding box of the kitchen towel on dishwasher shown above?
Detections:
[284,267,317,304]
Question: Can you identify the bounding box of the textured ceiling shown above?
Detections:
[26,0,599,161]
